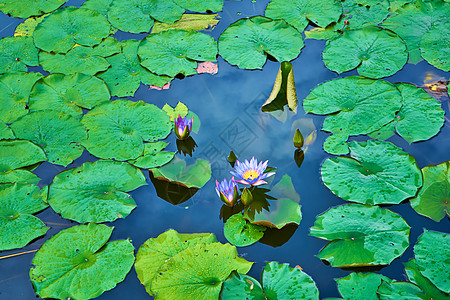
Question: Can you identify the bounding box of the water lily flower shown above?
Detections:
[215,177,239,207]
[174,115,193,140]
[230,157,275,186]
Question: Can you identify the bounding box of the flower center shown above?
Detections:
[242,169,260,181]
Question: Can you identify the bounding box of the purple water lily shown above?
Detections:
[230,157,275,186]
[174,115,193,140]
[215,176,239,206]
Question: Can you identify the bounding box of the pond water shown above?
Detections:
[0,0,449,299]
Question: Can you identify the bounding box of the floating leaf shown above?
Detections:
[414,230,450,294]
[0,0,65,18]
[336,272,393,300]
[162,101,189,121]
[389,0,415,12]
[152,13,219,33]
[321,140,423,205]
[420,22,450,71]
[0,183,49,251]
[0,123,14,139]
[264,0,342,32]
[0,36,39,73]
[81,99,171,161]
[262,61,297,113]
[149,171,199,205]
[48,160,145,223]
[218,16,304,69]
[337,0,389,30]
[0,72,42,123]
[221,272,265,300]
[30,223,135,300]
[98,39,172,97]
[81,0,113,15]
[310,204,410,267]
[224,213,266,247]
[377,280,427,299]
[11,110,87,167]
[323,26,407,79]
[173,0,223,13]
[33,7,111,53]
[129,142,175,169]
[14,14,47,37]
[404,259,450,299]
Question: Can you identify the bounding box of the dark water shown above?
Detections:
[0,0,449,299]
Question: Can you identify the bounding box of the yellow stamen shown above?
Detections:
[242,169,260,180]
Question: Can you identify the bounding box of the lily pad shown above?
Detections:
[262,61,297,113]
[151,13,220,33]
[81,0,113,15]
[244,198,302,229]
[218,16,304,69]
[173,0,223,13]
[224,213,266,247]
[420,22,450,71]
[11,110,87,167]
[0,123,14,139]
[322,26,408,79]
[14,14,47,37]
[0,36,39,73]
[0,72,43,123]
[0,183,49,251]
[321,140,423,205]
[33,7,111,53]
[138,29,217,77]
[135,229,217,296]
[221,272,265,300]
[98,39,172,97]
[404,259,450,299]
[410,161,449,222]
[48,160,146,223]
[29,73,111,119]
[30,223,135,300]
[150,157,211,188]
[264,0,342,32]
[310,204,411,267]
[0,0,66,18]
[336,272,393,300]
[377,280,427,299]
[81,99,171,161]
[414,229,450,294]
[129,141,175,169]
[162,102,201,133]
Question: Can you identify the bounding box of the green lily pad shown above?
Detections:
[33,7,111,53]
[414,230,450,294]
[98,39,172,97]
[14,14,47,37]
[0,72,42,123]
[0,123,14,139]
[129,142,175,169]
[138,29,217,77]
[162,102,201,133]
[382,0,450,64]
[29,73,111,119]
[0,0,66,18]
[410,161,449,222]
[0,36,39,73]
[173,0,223,13]
[48,160,145,223]
[244,198,302,229]
[30,223,135,300]
[262,61,297,113]
[218,16,304,69]
[81,0,113,15]
[389,0,415,12]
[151,242,253,300]
[321,140,423,205]
[404,259,450,299]
[0,183,49,251]
[224,213,266,247]
[323,26,408,79]
[377,281,427,299]
[420,22,450,71]
[81,99,171,161]
[270,174,300,203]
[135,229,217,296]
[310,204,411,267]
[151,13,220,33]
[150,157,211,188]
[221,272,265,300]
[11,110,87,167]
[265,0,342,32]
[336,272,393,300]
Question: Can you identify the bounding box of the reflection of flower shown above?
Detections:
[230,157,275,186]
[174,115,193,140]
[215,177,239,206]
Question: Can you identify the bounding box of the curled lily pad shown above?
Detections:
[224,213,266,247]
[410,161,449,222]
[404,259,450,299]
[336,272,393,300]
[0,72,42,123]
[321,140,423,205]
[0,123,14,139]
[0,0,66,18]
[48,160,145,223]
[0,183,49,251]
[377,281,427,299]
[310,204,411,267]
[33,7,111,53]
[218,16,304,69]
[81,99,171,161]
[220,272,265,300]
[173,0,223,12]
[420,22,450,71]
[0,36,39,73]
[30,223,135,300]
[129,141,175,169]
[151,13,220,33]
[262,61,297,113]
[138,29,217,77]
[322,26,408,79]
[11,110,87,167]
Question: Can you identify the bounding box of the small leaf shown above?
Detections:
[224,213,266,247]
[241,188,253,206]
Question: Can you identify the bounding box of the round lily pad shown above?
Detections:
[336,0,389,31]
[322,26,408,79]
[138,29,217,77]
[377,281,427,299]
[224,213,266,247]
[336,272,393,300]
[321,140,423,205]
[310,204,411,267]
[404,259,450,299]
[0,0,66,18]
[0,122,14,139]
[48,160,145,223]
[30,223,135,300]
[0,36,39,73]
[410,161,449,222]
[81,99,171,161]
[98,39,172,97]
[414,230,450,294]
[81,0,113,15]
[420,22,450,71]
[130,142,175,169]
[29,73,111,119]
[0,72,43,123]
[33,7,111,53]
[265,0,342,32]
[0,183,49,251]
[218,16,304,69]
[173,0,223,13]
[221,272,265,300]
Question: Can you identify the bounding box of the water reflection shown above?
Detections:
[259,224,299,248]
[149,171,198,205]
[294,149,305,168]
[176,136,197,157]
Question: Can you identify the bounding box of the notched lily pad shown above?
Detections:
[224,213,266,247]
[404,259,450,299]
[420,22,450,71]
[130,141,175,169]
[0,0,66,18]
[0,36,39,73]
